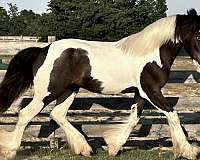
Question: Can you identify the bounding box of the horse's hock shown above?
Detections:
[0,39,199,150]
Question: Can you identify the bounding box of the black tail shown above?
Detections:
[0,45,50,113]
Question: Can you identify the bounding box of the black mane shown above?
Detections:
[175,8,200,41]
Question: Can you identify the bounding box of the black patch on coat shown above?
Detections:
[140,41,182,112]
[55,87,79,106]
[140,61,172,112]
[121,86,138,94]
[45,48,103,103]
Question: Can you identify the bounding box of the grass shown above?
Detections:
[15,147,199,160]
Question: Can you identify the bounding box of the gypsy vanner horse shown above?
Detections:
[0,9,200,160]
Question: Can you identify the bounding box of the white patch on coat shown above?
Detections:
[88,46,163,96]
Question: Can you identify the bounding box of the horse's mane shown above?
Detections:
[115,16,177,56]
[116,9,200,56]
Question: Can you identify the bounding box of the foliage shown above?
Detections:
[15,9,41,36]
[0,6,9,35]
[0,0,167,41]
[47,0,167,41]
[7,3,19,35]
[36,13,55,41]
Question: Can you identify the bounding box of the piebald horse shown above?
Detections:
[0,9,200,159]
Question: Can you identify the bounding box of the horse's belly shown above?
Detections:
[100,79,135,94]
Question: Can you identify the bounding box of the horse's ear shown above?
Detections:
[187,9,197,16]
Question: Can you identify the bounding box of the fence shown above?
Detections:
[0,36,40,42]
[0,40,199,149]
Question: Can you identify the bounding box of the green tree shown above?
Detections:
[5,3,43,37]
[0,0,167,41]
[0,6,9,35]
[154,0,168,19]
[7,3,19,35]
[36,13,55,41]
[16,9,41,36]
[7,3,18,18]
[47,0,167,41]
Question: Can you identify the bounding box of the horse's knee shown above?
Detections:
[51,91,77,127]
[50,108,59,120]
[50,107,66,126]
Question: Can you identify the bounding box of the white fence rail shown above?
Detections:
[0,36,40,42]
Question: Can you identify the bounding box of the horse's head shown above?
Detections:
[176,9,200,72]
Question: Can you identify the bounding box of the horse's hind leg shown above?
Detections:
[50,89,92,157]
[103,93,145,156]
[0,96,44,159]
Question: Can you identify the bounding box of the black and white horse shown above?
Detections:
[0,9,200,159]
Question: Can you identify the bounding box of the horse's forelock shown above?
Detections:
[187,9,198,17]
[187,9,200,28]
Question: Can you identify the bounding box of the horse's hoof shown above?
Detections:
[79,144,93,157]
[0,148,17,160]
[72,141,93,157]
[174,145,200,160]
[107,144,122,156]
[0,130,17,159]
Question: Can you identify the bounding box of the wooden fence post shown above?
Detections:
[48,36,56,43]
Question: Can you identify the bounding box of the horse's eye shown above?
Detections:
[197,36,200,41]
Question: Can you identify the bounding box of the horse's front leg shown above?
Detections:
[0,97,44,159]
[103,93,145,156]
[143,87,200,160]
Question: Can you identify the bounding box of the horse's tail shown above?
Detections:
[0,45,50,113]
